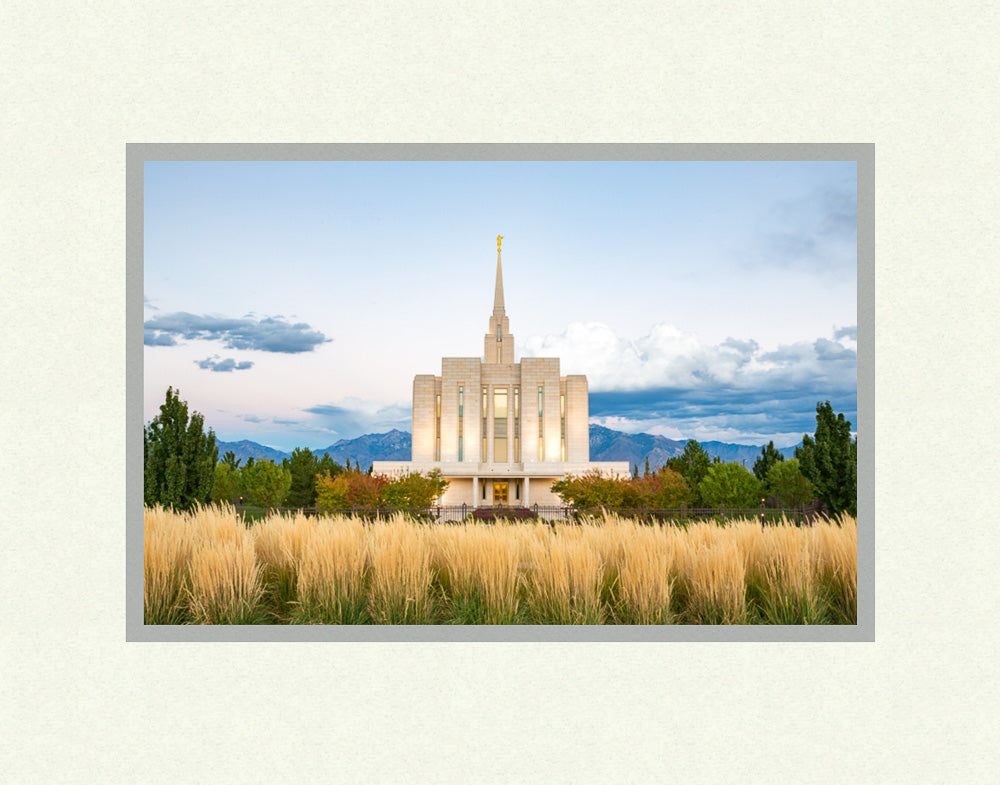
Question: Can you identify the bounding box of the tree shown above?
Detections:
[643,456,651,478]
[211,462,240,504]
[383,470,449,508]
[765,459,815,507]
[666,440,712,505]
[551,470,628,511]
[315,468,388,510]
[628,467,693,508]
[795,401,857,516]
[698,462,762,508]
[239,459,292,508]
[144,387,217,511]
[753,440,785,481]
[283,448,319,508]
[220,450,241,470]
[315,471,350,510]
[317,453,345,479]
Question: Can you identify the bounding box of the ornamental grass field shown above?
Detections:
[144,505,857,625]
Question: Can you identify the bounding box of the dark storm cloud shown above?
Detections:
[590,384,857,444]
[194,356,255,372]
[143,312,330,353]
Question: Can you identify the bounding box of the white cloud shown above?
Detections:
[521,321,855,395]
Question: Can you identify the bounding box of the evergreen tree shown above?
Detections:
[284,447,319,508]
[666,440,712,505]
[144,387,217,511]
[316,453,344,478]
[643,456,651,478]
[795,401,857,516]
[753,440,785,481]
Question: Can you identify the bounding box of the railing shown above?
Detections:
[231,501,829,526]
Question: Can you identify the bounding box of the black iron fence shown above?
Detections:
[232,500,829,526]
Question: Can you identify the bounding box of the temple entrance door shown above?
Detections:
[493,481,509,506]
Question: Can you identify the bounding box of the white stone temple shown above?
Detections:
[372,237,629,507]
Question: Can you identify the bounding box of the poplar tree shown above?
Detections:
[795,401,857,516]
[144,387,217,511]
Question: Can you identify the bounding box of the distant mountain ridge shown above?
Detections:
[588,425,797,470]
[313,428,411,469]
[217,426,798,471]
[217,429,411,469]
[214,439,290,464]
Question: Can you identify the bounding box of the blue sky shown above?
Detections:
[144,159,857,451]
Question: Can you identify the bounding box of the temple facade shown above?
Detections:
[372,238,629,507]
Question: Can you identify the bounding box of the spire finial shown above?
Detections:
[497,235,503,253]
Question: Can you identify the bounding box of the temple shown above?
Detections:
[372,239,630,507]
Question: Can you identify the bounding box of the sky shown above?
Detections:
[143,159,857,452]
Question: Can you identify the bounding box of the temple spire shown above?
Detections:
[485,236,513,363]
[493,236,505,315]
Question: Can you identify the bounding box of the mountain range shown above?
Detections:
[217,426,798,471]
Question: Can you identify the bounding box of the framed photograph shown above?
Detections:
[129,144,872,641]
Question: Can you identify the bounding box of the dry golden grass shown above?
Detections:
[294,516,369,623]
[143,506,857,625]
[143,505,196,624]
[674,525,748,624]
[367,516,434,624]
[809,514,857,618]
[432,524,522,623]
[524,524,604,624]
[250,511,319,616]
[187,537,263,624]
[614,524,677,624]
